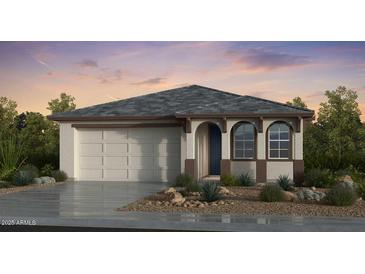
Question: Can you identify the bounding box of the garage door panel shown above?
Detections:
[104,156,127,169]
[154,169,180,182]
[104,143,128,155]
[80,156,102,169]
[103,169,127,180]
[103,129,127,142]
[80,144,103,156]
[79,129,102,143]
[155,143,180,156]
[79,169,102,180]
[129,143,153,156]
[129,156,154,169]
[154,156,180,169]
[129,169,154,181]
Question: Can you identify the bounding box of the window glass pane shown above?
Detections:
[270,150,279,158]
[270,132,279,140]
[244,150,254,158]
[279,141,289,149]
[235,149,244,158]
[244,141,254,150]
[270,141,279,149]
[235,141,243,149]
[280,149,289,158]
[244,132,254,140]
[234,125,243,140]
[270,124,280,132]
[280,132,289,140]
[278,123,289,132]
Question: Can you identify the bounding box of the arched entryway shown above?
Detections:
[195,122,222,179]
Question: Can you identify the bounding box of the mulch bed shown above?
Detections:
[0,181,67,196]
[118,186,365,218]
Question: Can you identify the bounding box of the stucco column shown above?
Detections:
[184,132,196,178]
[256,120,267,183]
[294,118,304,185]
[221,131,231,176]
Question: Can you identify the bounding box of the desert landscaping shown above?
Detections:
[119,174,365,218]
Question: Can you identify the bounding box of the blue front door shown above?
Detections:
[209,124,221,175]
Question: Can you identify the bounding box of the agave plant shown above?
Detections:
[201,181,221,202]
[0,137,25,181]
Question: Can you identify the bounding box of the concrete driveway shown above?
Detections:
[0,181,167,218]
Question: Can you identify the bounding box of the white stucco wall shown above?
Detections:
[59,123,76,180]
[231,161,256,179]
[267,161,294,181]
[180,129,186,173]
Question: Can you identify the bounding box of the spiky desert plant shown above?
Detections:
[0,137,25,181]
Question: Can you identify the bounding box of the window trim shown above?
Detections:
[231,122,257,161]
[267,122,292,160]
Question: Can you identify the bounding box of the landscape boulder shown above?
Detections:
[337,175,354,189]
[164,187,177,194]
[40,176,56,184]
[166,191,186,204]
[283,191,298,202]
[218,186,230,195]
[297,188,326,202]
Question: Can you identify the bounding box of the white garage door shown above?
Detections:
[78,127,181,182]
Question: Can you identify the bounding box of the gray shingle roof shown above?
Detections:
[48,85,314,120]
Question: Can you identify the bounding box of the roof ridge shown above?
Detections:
[243,95,314,113]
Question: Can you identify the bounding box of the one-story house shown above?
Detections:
[48,85,314,184]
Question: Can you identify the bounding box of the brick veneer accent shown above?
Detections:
[256,160,267,183]
[185,159,196,179]
[293,160,305,186]
[220,160,231,176]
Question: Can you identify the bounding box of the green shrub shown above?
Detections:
[12,170,34,186]
[40,164,54,176]
[19,164,39,178]
[185,180,201,193]
[277,175,294,191]
[0,167,16,182]
[259,184,285,202]
[238,172,255,186]
[325,183,357,206]
[51,170,68,182]
[0,137,25,181]
[201,181,221,202]
[174,173,194,187]
[0,180,12,188]
[220,174,239,186]
[304,168,336,188]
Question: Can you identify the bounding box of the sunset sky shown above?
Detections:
[1,41,365,119]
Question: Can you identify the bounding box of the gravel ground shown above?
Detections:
[119,186,365,218]
[0,181,67,196]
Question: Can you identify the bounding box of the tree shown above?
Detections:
[47,93,76,114]
[286,96,307,108]
[16,112,59,168]
[0,96,18,137]
[304,86,364,171]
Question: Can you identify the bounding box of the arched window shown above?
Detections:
[268,122,290,159]
[233,123,255,159]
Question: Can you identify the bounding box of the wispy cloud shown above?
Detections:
[226,48,311,71]
[131,77,166,86]
[97,68,123,84]
[76,59,98,68]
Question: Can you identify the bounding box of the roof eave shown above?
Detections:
[174,112,315,119]
[47,115,176,122]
